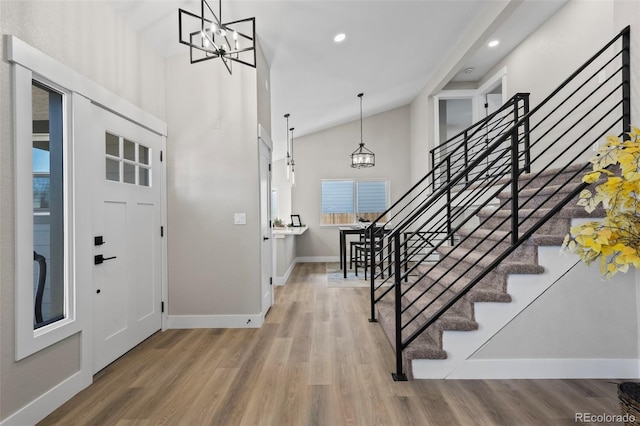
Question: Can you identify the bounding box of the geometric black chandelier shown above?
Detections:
[351,93,375,168]
[178,0,256,74]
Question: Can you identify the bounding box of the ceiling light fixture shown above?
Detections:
[351,93,375,169]
[488,40,500,48]
[464,67,474,74]
[289,127,296,186]
[334,33,346,43]
[178,0,256,74]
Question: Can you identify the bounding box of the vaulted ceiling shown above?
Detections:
[107,0,566,158]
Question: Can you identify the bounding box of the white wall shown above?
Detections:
[0,1,166,421]
[165,54,262,319]
[473,260,638,360]
[292,105,411,259]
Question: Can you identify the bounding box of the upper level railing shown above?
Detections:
[366,26,630,380]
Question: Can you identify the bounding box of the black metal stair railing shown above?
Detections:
[366,26,630,380]
[365,93,531,317]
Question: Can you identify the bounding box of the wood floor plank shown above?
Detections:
[40,263,634,426]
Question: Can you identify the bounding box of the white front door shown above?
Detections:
[92,105,163,373]
[259,137,273,318]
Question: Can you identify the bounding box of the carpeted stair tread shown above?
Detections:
[456,227,566,247]
[478,206,605,220]
[436,246,545,274]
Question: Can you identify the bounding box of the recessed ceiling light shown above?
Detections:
[464,67,474,74]
[334,33,346,43]
[488,40,500,48]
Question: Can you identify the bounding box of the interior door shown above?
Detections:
[259,137,273,318]
[92,105,163,373]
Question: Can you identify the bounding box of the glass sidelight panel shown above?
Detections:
[32,81,65,329]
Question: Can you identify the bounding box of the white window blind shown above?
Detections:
[321,179,389,225]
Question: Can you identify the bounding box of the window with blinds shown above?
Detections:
[321,179,389,225]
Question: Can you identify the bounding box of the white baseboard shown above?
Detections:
[295,256,339,263]
[424,358,640,380]
[0,370,90,426]
[274,258,297,286]
[167,314,264,329]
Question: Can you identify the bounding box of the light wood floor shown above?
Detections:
[42,263,627,425]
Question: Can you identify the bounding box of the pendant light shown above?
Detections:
[290,127,296,186]
[178,0,256,75]
[284,113,291,180]
[350,93,375,168]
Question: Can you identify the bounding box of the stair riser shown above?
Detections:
[478,214,570,235]
[435,257,508,292]
[458,235,538,263]
[402,288,473,319]
[496,192,581,210]
[515,167,589,190]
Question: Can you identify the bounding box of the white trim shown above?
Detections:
[439,358,640,380]
[7,35,167,136]
[161,135,169,331]
[14,65,83,360]
[274,258,297,286]
[0,370,90,426]
[296,256,339,263]
[167,314,264,329]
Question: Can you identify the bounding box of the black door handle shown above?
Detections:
[94,254,117,265]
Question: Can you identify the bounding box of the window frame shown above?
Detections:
[320,178,390,227]
[14,65,80,360]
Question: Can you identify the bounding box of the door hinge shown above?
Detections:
[269,163,271,171]
[484,103,489,109]
[161,301,165,313]
[160,151,163,162]
[161,226,164,237]
[270,277,273,286]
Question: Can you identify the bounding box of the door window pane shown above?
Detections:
[123,162,136,184]
[139,145,149,165]
[106,158,120,182]
[32,81,65,329]
[139,167,150,187]
[123,139,136,161]
[105,132,120,156]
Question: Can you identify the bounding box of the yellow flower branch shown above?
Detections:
[562,126,640,278]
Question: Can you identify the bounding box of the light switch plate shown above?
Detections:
[234,213,246,225]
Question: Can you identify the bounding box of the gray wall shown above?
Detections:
[0,0,166,420]
[165,54,262,316]
[292,105,411,258]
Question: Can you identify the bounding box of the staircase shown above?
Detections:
[366,26,631,380]
[376,163,604,379]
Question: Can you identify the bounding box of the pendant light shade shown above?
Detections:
[351,93,375,168]
[290,127,296,186]
[284,113,291,180]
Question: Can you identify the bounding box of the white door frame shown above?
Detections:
[433,67,508,151]
[258,125,274,318]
